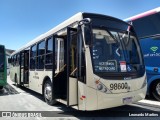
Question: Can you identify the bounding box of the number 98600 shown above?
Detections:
[110,82,128,90]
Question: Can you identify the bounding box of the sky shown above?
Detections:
[0,0,160,50]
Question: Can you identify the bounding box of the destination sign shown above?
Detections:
[97,60,117,72]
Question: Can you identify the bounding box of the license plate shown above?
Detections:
[123,97,132,104]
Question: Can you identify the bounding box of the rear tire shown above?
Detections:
[151,80,160,101]
[43,80,57,105]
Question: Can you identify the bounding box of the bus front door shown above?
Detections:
[67,27,78,106]
[20,50,29,86]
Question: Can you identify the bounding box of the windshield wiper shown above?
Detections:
[100,26,119,44]
[121,25,131,46]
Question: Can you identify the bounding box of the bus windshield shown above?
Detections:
[91,28,143,75]
[0,46,4,72]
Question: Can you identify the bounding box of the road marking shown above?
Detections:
[137,99,160,107]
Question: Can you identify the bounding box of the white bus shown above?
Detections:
[9,12,147,111]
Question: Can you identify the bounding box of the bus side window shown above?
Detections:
[37,40,45,70]
[13,55,16,66]
[30,44,37,70]
[12,56,14,66]
[12,55,14,66]
[55,38,64,72]
[10,56,13,66]
[70,34,77,77]
[45,37,53,69]
[21,53,24,67]
[55,39,58,71]
[59,39,64,71]
[16,54,20,66]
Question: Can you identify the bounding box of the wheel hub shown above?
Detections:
[44,84,52,101]
[156,82,160,96]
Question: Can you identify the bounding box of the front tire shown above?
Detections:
[43,80,57,105]
[151,80,160,101]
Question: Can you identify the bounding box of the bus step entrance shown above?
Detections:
[23,84,29,88]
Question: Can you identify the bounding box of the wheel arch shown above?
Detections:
[149,79,160,96]
[147,75,160,94]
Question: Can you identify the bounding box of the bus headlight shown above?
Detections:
[141,76,147,89]
[97,84,103,90]
[95,80,112,94]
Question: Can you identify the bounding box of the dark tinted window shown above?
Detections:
[46,37,53,53]
[45,37,53,69]
[13,55,16,66]
[30,57,36,69]
[31,45,37,57]
[38,40,45,55]
[30,44,37,69]
[37,56,45,69]
[21,53,24,67]
[37,40,45,69]
[16,54,20,66]
[132,13,160,38]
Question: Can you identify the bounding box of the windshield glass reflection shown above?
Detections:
[92,28,142,73]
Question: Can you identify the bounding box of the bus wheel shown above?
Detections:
[43,80,57,105]
[151,80,160,101]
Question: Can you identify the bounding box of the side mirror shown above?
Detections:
[84,25,93,45]
[78,18,93,46]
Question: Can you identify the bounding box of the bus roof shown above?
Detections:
[11,12,128,55]
[124,7,160,21]
[11,12,83,55]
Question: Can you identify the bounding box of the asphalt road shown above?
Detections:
[0,76,160,120]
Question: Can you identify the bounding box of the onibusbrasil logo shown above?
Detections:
[150,46,158,53]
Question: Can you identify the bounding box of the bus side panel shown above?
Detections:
[29,71,40,93]
[85,47,94,86]
[69,77,78,105]
[85,87,98,111]
[84,47,98,110]
[78,81,86,110]
[78,83,99,111]
[29,71,52,94]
